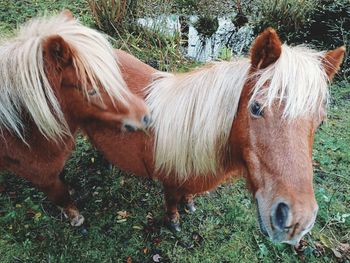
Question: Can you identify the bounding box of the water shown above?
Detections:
[138,14,254,62]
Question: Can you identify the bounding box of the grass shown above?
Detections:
[0,1,349,262]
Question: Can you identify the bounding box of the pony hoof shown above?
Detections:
[185,202,196,213]
[169,221,181,232]
[70,214,85,227]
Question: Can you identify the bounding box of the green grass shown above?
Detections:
[0,1,349,262]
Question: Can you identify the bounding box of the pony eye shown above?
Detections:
[88,89,97,96]
[250,102,263,117]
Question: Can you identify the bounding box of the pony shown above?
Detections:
[82,28,345,245]
[0,12,150,226]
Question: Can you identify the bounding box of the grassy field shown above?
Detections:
[0,1,349,262]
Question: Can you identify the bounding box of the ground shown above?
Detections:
[0,1,349,262]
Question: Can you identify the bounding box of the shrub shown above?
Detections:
[193,15,219,38]
[248,0,318,42]
[248,0,349,78]
[305,0,350,78]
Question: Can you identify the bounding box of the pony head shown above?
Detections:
[0,12,150,142]
[232,28,345,244]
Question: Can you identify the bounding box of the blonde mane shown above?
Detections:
[147,60,251,179]
[0,14,129,142]
[146,45,330,180]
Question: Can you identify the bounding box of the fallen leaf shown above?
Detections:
[132,225,142,230]
[331,248,342,259]
[117,219,127,223]
[35,235,45,242]
[295,239,308,252]
[34,212,42,220]
[152,237,161,245]
[120,178,125,186]
[337,243,350,260]
[146,212,153,220]
[117,211,130,219]
[312,161,320,166]
[313,241,325,257]
[26,208,36,218]
[15,204,22,208]
[192,232,204,246]
[143,247,148,254]
[126,256,132,263]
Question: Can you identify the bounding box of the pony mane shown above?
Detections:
[147,45,330,180]
[146,60,251,179]
[0,14,129,142]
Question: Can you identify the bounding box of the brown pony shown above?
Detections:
[0,13,150,226]
[83,29,345,245]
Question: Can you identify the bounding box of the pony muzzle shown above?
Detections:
[121,114,151,132]
[255,194,318,245]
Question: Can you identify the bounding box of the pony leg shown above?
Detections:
[183,194,196,213]
[164,186,182,232]
[38,177,84,227]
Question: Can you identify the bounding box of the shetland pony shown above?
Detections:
[0,13,150,226]
[82,28,345,244]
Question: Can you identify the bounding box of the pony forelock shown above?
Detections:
[249,44,329,119]
[0,13,129,142]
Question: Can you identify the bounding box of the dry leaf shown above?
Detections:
[337,243,350,260]
[331,248,342,259]
[313,241,325,257]
[126,256,132,263]
[294,238,308,253]
[146,212,153,220]
[117,211,129,219]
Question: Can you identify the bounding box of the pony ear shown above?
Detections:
[322,46,346,80]
[250,28,282,69]
[43,35,72,68]
[61,9,75,20]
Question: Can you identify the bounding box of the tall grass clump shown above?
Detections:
[88,0,190,72]
[88,0,137,32]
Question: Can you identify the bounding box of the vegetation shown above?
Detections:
[88,0,138,33]
[193,16,219,38]
[245,0,350,77]
[0,0,349,262]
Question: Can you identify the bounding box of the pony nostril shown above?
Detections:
[123,124,136,132]
[142,115,150,126]
[273,202,289,230]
